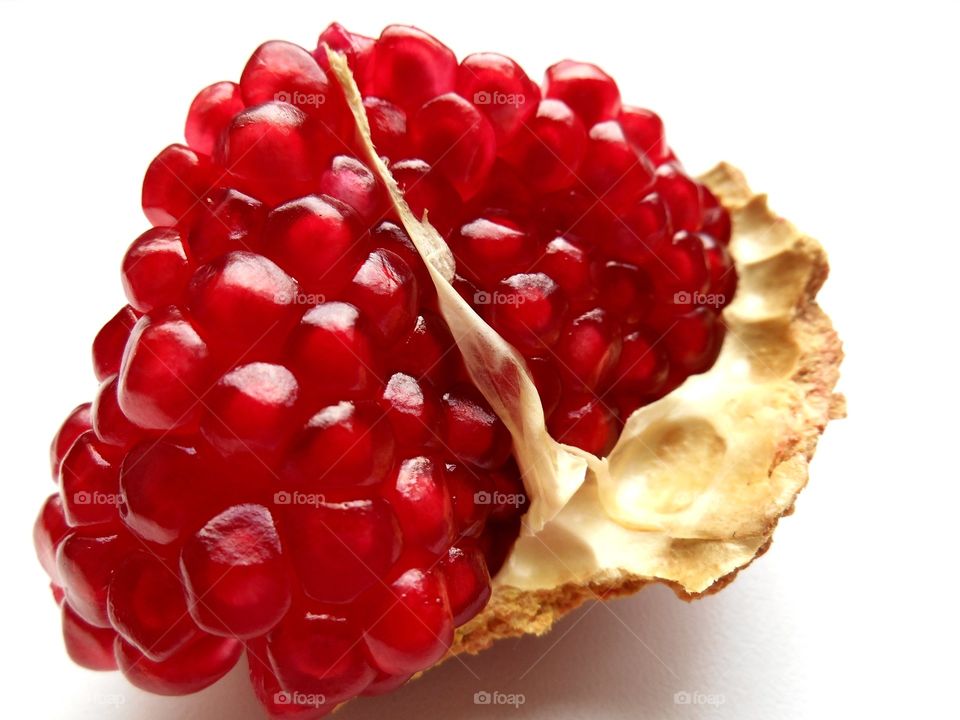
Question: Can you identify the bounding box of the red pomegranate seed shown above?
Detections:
[49,403,92,480]
[466,161,534,220]
[663,307,724,375]
[579,120,656,211]
[389,158,462,236]
[502,99,587,193]
[700,186,732,245]
[391,313,456,387]
[121,227,193,313]
[440,387,511,469]
[345,249,419,344]
[188,251,300,361]
[92,306,139,382]
[181,504,291,638]
[602,193,671,265]
[362,96,408,159]
[288,302,379,403]
[655,163,704,232]
[263,194,365,296]
[387,456,454,555]
[555,309,622,390]
[249,638,335,718]
[526,356,562,416]
[316,22,375,75]
[284,498,402,603]
[200,363,301,457]
[62,602,118,671]
[457,53,540,142]
[598,261,655,324]
[701,232,737,305]
[117,307,211,431]
[544,60,621,127]
[286,401,396,490]
[363,567,453,676]
[318,155,385,222]
[363,25,457,112]
[240,41,332,113]
[381,373,438,450]
[115,633,242,696]
[185,81,245,156]
[411,93,496,199]
[452,217,533,288]
[187,187,266,265]
[57,527,131,628]
[612,330,670,398]
[142,144,218,228]
[488,272,567,353]
[34,494,71,584]
[548,392,618,456]
[107,552,199,661]
[267,607,375,701]
[651,231,710,307]
[487,464,528,520]
[59,431,122,526]
[619,106,669,164]
[537,235,592,296]
[444,463,492,538]
[440,544,491,626]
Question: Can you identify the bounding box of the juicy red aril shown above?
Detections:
[548,393,618,456]
[487,464,527,520]
[655,163,704,232]
[62,602,118,671]
[117,307,210,431]
[34,494,71,584]
[457,53,540,143]
[92,306,139,382]
[603,193,671,265]
[701,232,737,304]
[453,217,532,288]
[187,187,266,265]
[412,93,496,199]
[115,633,242,696]
[391,313,456,387]
[363,25,457,112]
[488,273,566,353]
[181,504,291,638]
[663,307,725,375]
[390,158,462,236]
[599,261,655,324]
[387,456,454,555]
[107,552,199,661]
[249,639,334,718]
[441,544,491,627]
[538,236,592,296]
[284,498,402,603]
[619,106,668,164]
[121,227,193,313]
[142,144,218,228]
[241,41,332,112]
[502,99,587,193]
[286,401,395,489]
[345,249,418,344]
[382,373,437,450]
[57,528,131,628]
[59,430,122,526]
[264,194,364,296]
[651,232,710,306]
[701,186,732,245]
[319,155,385,222]
[201,363,301,457]
[580,120,655,211]
[612,330,670,398]
[363,568,453,676]
[93,375,141,448]
[267,608,374,702]
[363,96,408,159]
[185,81,245,156]
[555,309,622,390]
[444,463,492,537]
[441,388,511,470]
[49,403,92,480]
[544,60,621,127]
[316,22,375,74]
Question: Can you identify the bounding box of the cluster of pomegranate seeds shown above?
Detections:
[35,21,734,718]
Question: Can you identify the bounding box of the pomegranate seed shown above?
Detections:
[619,106,668,164]
[466,161,534,220]
[387,456,454,555]
[121,227,193,313]
[240,41,332,112]
[185,81,245,156]
[548,392,618,456]
[537,235,592,296]
[363,96,408,159]
[444,463,492,538]
[92,306,139,382]
[263,194,365,296]
[345,249,418,344]
[487,464,528,520]
[612,330,670,398]
[249,638,334,718]
[555,309,622,390]
[651,231,710,306]
[316,22,375,75]
[701,232,737,305]
[663,307,724,374]
[117,307,211,431]
[602,193,671,265]
[440,388,511,469]
[580,121,656,211]
[381,373,438,450]
[187,187,266,264]
[59,431,122,526]
[390,159,462,236]
[364,25,457,112]
[391,313,456,387]
[598,261,655,324]
[544,60,621,127]
[142,144,217,228]
[200,363,301,457]
[284,498,402,603]
[363,567,453,676]
[440,544,491,626]
[34,494,71,584]
[115,633,242,696]
[526,356,562,416]
[57,527,131,628]
[181,504,291,638]
[411,93,496,199]
[452,217,533,288]
[267,607,375,701]
[502,99,587,193]
[488,272,567,353]
[655,163,704,232]
[700,186,732,245]
[107,552,199,661]
[457,53,540,142]
[49,403,92,480]
[62,602,118,671]
[318,155,385,222]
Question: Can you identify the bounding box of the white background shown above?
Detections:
[2,1,958,717]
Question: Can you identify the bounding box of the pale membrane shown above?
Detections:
[326,51,843,610]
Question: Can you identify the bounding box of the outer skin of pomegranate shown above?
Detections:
[37,21,733,719]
